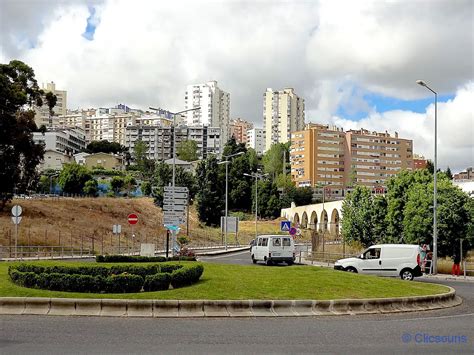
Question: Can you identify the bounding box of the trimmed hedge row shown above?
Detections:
[8,263,203,293]
[96,255,197,263]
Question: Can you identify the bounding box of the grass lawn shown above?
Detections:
[0,261,448,300]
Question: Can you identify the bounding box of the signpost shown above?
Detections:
[280,221,291,232]
[127,214,138,255]
[113,224,122,254]
[11,205,22,260]
[289,227,297,237]
[163,186,189,257]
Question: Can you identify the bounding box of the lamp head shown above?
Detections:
[416,80,426,87]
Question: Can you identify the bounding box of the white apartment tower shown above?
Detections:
[246,128,265,156]
[263,88,304,151]
[35,81,67,127]
[184,81,230,146]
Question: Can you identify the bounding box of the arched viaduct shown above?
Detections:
[280,200,344,236]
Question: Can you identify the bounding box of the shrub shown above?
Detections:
[105,274,144,293]
[168,256,197,262]
[144,273,171,291]
[159,264,183,274]
[170,264,204,289]
[96,255,167,263]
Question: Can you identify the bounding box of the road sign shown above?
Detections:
[164,218,185,225]
[164,186,188,193]
[221,216,239,233]
[163,198,187,205]
[163,211,185,218]
[280,221,291,232]
[164,192,188,199]
[289,227,297,236]
[11,216,22,225]
[11,205,22,217]
[128,213,138,225]
[113,224,122,234]
[163,204,187,212]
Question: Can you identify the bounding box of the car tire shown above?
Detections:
[252,255,257,264]
[346,267,357,273]
[287,260,294,266]
[400,268,414,281]
[265,258,273,266]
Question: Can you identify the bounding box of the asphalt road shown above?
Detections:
[1,251,473,354]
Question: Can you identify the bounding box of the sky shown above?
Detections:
[0,0,473,172]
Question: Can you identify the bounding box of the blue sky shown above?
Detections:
[82,6,98,41]
[336,93,456,120]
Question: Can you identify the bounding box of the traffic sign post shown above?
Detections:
[127,214,138,255]
[289,227,297,237]
[11,205,22,260]
[163,186,188,229]
[113,224,121,254]
[280,221,291,232]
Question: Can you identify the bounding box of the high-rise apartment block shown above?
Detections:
[230,118,253,144]
[184,81,230,145]
[290,124,413,189]
[34,81,67,128]
[33,127,86,155]
[263,88,305,151]
[246,128,265,156]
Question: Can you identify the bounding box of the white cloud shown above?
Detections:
[1,0,472,169]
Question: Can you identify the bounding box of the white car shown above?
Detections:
[251,235,296,266]
[334,244,423,280]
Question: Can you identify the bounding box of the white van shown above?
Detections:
[334,244,423,280]
[250,235,296,266]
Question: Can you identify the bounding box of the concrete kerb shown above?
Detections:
[0,286,460,317]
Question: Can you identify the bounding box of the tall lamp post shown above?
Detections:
[416,80,438,274]
[218,151,245,250]
[244,172,268,238]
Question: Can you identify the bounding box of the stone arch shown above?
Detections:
[319,210,328,232]
[301,212,308,228]
[330,208,340,236]
[293,213,300,225]
[309,211,318,230]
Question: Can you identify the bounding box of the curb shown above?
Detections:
[0,287,461,318]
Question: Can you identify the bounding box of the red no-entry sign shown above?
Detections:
[128,213,138,225]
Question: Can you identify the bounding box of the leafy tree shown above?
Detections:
[141,181,152,196]
[196,156,224,226]
[83,179,98,197]
[37,175,50,194]
[292,187,314,206]
[110,176,125,195]
[132,140,154,178]
[262,143,286,180]
[341,186,377,247]
[426,160,434,174]
[86,140,125,154]
[445,167,453,180]
[222,136,246,157]
[123,175,137,196]
[0,60,45,208]
[371,195,388,242]
[250,179,281,219]
[177,140,198,161]
[44,91,57,126]
[58,163,93,194]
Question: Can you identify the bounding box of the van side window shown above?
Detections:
[262,238,268,246]
[257,238,262,246]
[282,238,291,246]
[273,238,281,246]
[364,248,381,259]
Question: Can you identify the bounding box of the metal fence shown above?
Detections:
[0,246,93,260]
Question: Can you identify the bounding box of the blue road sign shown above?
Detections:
[289,227,297,236]
[280,221,291,232]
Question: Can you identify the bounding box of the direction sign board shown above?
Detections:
[164,186,188,193]
[11,205,22,217]
[128,213,138,225]
[11,216,22,225]
[164,192,188,199]
[163,204,187,212]
[163,211,186,217]
[113,224,122,234]
[280,221,291,232]
[163,198,187,205]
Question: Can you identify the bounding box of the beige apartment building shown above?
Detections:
[263,88,305,151]
[290,124,413,189]
[34,81,67,127]
[230,118,253,144]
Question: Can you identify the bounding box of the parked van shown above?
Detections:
[334,244,423,280]
[251,235,296,266]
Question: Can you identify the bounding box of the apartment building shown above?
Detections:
[413,154,428,170]
[125,125,221,161]
[88,114,137,145]
[34,81,67,128]
[454,167,473,181]
[184,80,230,145]
[246,128,265,156]
[263,87,305,151]
[291,123,345,188]
[290,125,413,189]
[33,127,86,155]
[230,118,253,144]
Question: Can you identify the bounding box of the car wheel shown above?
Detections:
[287,260,294,266]
[346,267,357,273]
[265,258,273,266]
[252,255,257,264]
[400,269,414,281]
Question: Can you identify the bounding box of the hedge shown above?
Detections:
[8,263,203,293]
[96,255,196,263]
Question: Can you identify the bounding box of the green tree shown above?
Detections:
[426,160,434,174]
[262,143,286,180]
[177,140,199,161]
[445,167,453,180]
[58,163,93,194]
[0,60,46,208]
[44,91,57,126]
[196,156,224,226]
[141,181,152,196]
[83,179,99,197]
[86,140,125,154]
[123,175,137,196]
[222,136,246,157]
[110,176,125,195]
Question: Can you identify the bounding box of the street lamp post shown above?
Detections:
[416,80,438,274]
[244,172,268,238]
[218,151,245,250]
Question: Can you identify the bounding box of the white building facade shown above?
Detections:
[33,127,86,155]
[184,80,230,146]
[247,128,266,156]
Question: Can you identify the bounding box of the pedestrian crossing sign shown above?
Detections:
[280,221,291,232]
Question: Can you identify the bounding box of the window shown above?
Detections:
[282,238,291,246]
[363,248,381,259]
[257,238,262,246]
[262,238,268,247]
[273,238,281,246]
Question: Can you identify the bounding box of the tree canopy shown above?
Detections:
[86,140,125,154]
[58,163,93,195]
[177,140,199,161]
